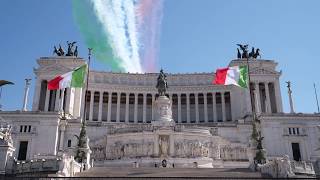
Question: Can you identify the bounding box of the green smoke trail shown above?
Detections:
[72,0,125,72]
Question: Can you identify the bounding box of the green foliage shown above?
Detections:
[251,114,266,164]
[255,149,266,164]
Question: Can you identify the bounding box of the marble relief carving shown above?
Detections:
[220,145,248,161]
[174,140,209,158]
[105,141,154,160]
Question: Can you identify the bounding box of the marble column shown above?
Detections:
[54,90,61,112]
[134,93,138,123]
[204,93,208,123]
[178,94,181,123]
[89,91,94,121]
[143,93,147,123]
[107,92,112,122]
[116,92,121,122]
[32,80,41,111]
[44,89,50,111]
[98,91,103,121]
[151,94,155,121]
[195,93,199,123]
[59,124,66,151]
[212,93,217,122]
[230,92,236,121]
[125,93,129,123]
[264,82,271,113]
[186,93,190,123]
[61,89,67,112]
[254,83,261,114]
[274,81,283,112]
[221,92,226,122]
[80,89,86,121]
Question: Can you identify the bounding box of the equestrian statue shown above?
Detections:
[156,69,168,96]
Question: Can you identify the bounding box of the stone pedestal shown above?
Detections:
[0,144,15,174]
[0,133,15,174]
[79,146,92,171]
[152,96,175,127]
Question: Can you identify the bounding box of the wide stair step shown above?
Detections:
[76,167,268,179]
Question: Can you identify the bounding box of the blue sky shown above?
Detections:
[0,0,320,113]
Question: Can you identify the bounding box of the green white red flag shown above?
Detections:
[47,64,87,90]
[213,65,248,88]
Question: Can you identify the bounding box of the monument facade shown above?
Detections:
[0,55,319,176]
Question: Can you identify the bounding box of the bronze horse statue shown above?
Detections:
[156,69,168,96]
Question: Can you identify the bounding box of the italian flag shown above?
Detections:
[213,65,248,88]
[47,64,87,90]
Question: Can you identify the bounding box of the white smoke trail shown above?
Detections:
[90,0,143,73]
[123,0,141,72]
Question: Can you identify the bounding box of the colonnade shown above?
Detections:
[251,82,279,114]
[84,91,232,123]
[38,80,68,112]
[36,80,281,121]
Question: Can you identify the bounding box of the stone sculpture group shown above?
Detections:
[237,44,261,59]
[53,41,78,57]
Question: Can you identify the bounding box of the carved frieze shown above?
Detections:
[174,140,210,158]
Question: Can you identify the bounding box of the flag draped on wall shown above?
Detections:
[47,64,87,90]
[213,66,248,88]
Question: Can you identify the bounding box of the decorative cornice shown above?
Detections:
[34,57,86,77]
[260,113,320,121]
[86,83,237,94]
[250,67,281,76]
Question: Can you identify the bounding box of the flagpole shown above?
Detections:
[314,83,320,113]
[76,48,92,171]
[82,48,92,123]
[245,56,256,119]
[243,45,265,166]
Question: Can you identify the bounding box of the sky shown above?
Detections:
[0,0,320,113]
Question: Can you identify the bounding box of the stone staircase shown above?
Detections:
[76,167,267,179]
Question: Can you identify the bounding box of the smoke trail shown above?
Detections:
[136,0,163,72]
[72,0,163,73]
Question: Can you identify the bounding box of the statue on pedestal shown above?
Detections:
[156,69,168,96]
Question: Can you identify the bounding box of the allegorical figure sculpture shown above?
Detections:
[237,44,249,58]
[286,81,291,91]
[53,41,78,57]
[236,44,261,59]
[156,69,168,96]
